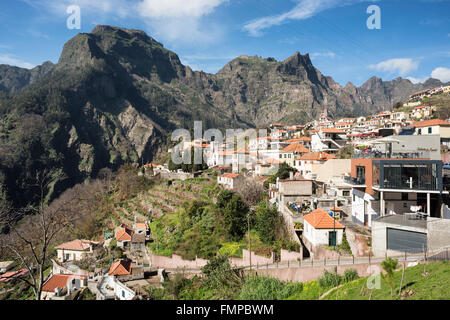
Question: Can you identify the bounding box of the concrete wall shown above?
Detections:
[158,171,194,181]
[253,262,383,283]
[372,220,427,257]
[229,250,275,267]
[352,189,379,227]
[150,254,209,270]
[345,228,372,257]
[279,180,314,197]
[280,249,302,262]
[427,219,450,251]
[151,250,275,270]
[312,159,351,183]
[279,203,301,244]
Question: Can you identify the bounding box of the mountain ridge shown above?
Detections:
[0,25,447,210]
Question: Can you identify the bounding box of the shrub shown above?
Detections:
[342,269,359,283]
[239,276,302,300]
[318,268,341,288]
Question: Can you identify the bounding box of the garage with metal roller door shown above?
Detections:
[386,228,427,253]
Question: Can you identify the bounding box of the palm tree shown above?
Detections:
[381,257,399,297]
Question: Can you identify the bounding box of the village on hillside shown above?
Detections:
[1,85,450,301]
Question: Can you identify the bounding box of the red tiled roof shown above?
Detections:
[109,260,132,276]
[282,143,309,153]
[134,223,148,230]
[42,274,72,292]
[296,152,336,161]
[221,173,240,179]
[116,228,133,242]
[304,208,345,229]
[321,128,346,134]
[285,137,311,143]
[55,240,98,251]
[0,269,29,283]
[413,119,450,128]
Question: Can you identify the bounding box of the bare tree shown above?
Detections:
[1,169,81,300]
[235,178,265,206]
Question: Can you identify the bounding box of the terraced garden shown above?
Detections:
[109,177,219,227]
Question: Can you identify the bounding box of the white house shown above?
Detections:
[55,239,99,263]
[311,128,347,153]
[41,274,84,300]
[217,173,244,190]
[303,208,345,247]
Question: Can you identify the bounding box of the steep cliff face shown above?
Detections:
[0,25,447,208]
[0,61,55,93]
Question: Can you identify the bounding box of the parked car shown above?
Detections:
[444,162,450,170]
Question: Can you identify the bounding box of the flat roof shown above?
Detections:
[373,214,427,230]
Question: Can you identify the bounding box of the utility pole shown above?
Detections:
[248,212,252,271]
[333,199,337,247]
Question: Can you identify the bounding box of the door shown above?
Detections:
[387,228,427,254]
[329,231,337,246]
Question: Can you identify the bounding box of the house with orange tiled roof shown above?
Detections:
[294,152,336,178]
[311,128,347,154]
[410,105,433,119]
[278,143,310,167]
[285,136,311,148]
[412,119,450,146]
[116,226,134,249]
[303,208,345,248]
[108,259,144,282]
[41,274,84,300]
[217,173,244,190]
[55,239,100,263]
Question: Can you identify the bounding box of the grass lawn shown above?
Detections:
[323,261,450,300]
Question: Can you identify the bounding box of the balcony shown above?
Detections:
[352,150,431,159]
[373,160,442,192]
[344,175,366,186]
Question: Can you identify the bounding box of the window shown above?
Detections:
[418,128,422,135]
[343,191,350,197]
[122,290,125,298]
[402,193,408,201]
[356,166,366,184]
[428,127,432,134]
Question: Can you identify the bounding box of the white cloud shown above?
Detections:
[311,51,336,58]
[407,76,428,84]
[25,0,226,44]
[137,0,226,19]
[0,54,35,69]
[243,0,377,36]
[136,0,227,44]
[431,67,450,82]
[368,58,419,76]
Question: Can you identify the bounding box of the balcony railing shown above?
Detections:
[353,150,431,159]
[376,178,438,191]
[344,175,366,185]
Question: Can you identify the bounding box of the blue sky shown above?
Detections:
[0,0,449,86]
